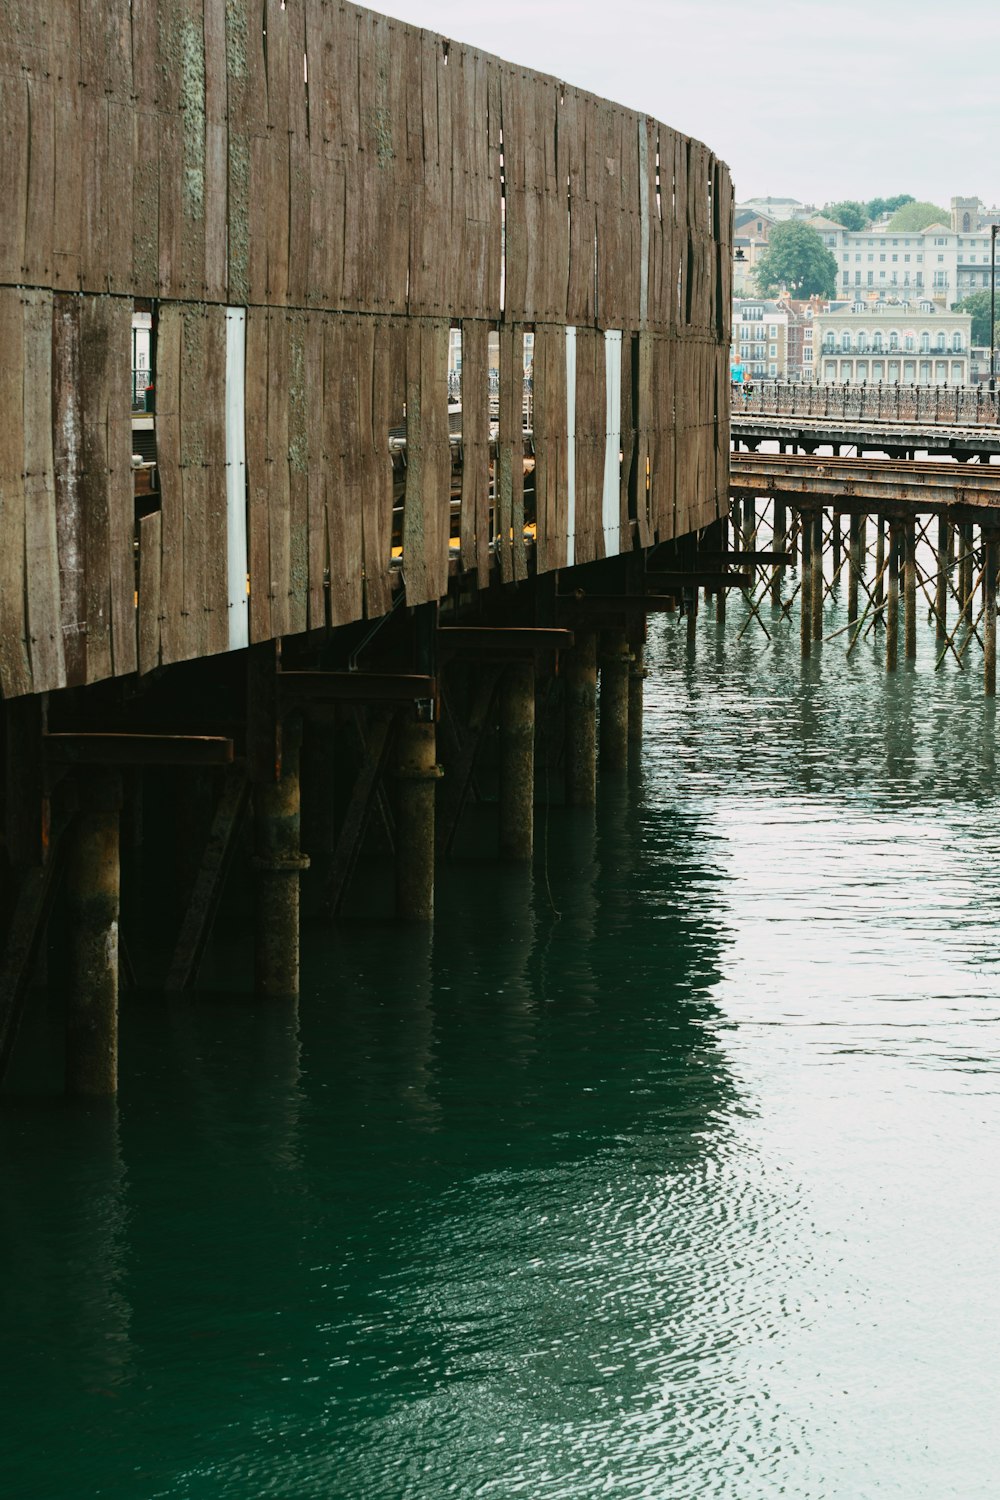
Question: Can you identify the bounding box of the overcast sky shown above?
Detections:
[380,0,1000,212]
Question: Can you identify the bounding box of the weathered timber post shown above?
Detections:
[599,629,631,772]
[831,512,842,574]
[716,513,728,625]
[960,522,974,630]
[848,513,861,622]
[772,500,787,606]
[565,629,598,806]
[811,510,824,641]
[498,660,535,860]
[904,515,917,661]
[800,510,812,659]
[859,515,868,577]
[253,715,309,995]
[886,522,901,672]
[875,516,886,611]
[985,529,998,697]
[66,769,123,1097]
[394,714,441,920]
[936,514,949,644]
[628,641,646,744]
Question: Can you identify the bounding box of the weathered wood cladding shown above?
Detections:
[0,0,732,697]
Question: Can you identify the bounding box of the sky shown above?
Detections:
[378,0,1000,212]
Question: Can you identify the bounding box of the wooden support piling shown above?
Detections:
[65,770,122,1096]
[886,522,901,672]
[985,530,998,697]
[599,630,631,772]
[875,517,886,611]
[811,510,824,641]
[848,512,860,622]
[800,511,812,659]
[628,641,645,744]
[565,630,597,807]
[772,501,786,606]
[904,516,917,661]
[394,716,440,921]
[498,660,535,860]
[936,514,949,644]
[253,716,308,995]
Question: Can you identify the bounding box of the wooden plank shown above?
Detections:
[533,323,567,574]
[285,0,311,307]
[264,0,290,304]
[367,318,401,617]
[22,290,65,694]
[266,308,291,635]
[223,0,267,304]
[355,316,383,618]
[53,295,86,686]
[0,290,30,697]
[156,302,185,664]
[180,305,208,660]
[24,70,54,287]
[106,297,137,677]
[495,323,516,583]
[286,309,310,635]
[78,297,114,683]
[402,319,450,606]
[203,0,228,301]
[156,0,183,297]
[459,319,491,583]
[324,314,364,626]
[245,306,271,642]
[50,0,83,291]
[304,309,327,629]
[0,75,29,284]
[137,510,162,674]
[203,304,230,656]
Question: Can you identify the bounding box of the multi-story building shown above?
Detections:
[733,208,775,295]
[826,199,998,310]
[731,298,789,380]
[778,295,818,383]
[812,304,972,385]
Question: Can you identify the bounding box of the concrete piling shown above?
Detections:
[66,770,123,1097]
[498,660,535,861]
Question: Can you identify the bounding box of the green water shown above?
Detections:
[5,581,1000,1498]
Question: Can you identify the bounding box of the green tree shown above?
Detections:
[866,194,914,220]
[886,200,948,232]
[753,220,837,299]
[823,200,869,232]
[953,291,999,347]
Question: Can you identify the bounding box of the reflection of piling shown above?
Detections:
[599,630,630,772]
[565,630,597,806]
[499,661,535,861]
[66,771,122,1097]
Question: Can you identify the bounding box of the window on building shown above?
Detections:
[841,332,851,352]
[867,271,874,286]
[804,347,812,361]
[921,332,930,352]
[873,332,883,351]
[936,332,945,351]
[855,271,862,286]
[769,324,777,337]
[904,334,914,351]
[889,331,899,350]
[892,254,898,262]
[842,272,849,286]
[769,344,777,357]
[953,332,963,352]
[880,254,886,262]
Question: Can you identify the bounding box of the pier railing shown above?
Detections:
[735,382,1000,427]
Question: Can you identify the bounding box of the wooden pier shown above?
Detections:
[0,0,733,1093]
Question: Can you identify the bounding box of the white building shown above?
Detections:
[731,299,789,380]
[828,206,998,310]
[813,304,972,386]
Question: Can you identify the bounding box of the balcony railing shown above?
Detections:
[132,368,153,412]
[733,380,1000,427]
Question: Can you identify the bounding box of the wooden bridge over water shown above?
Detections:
[0,0,735,1095]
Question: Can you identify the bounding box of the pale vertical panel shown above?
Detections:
[565,325,577,568]
[602,330,622,558]
[225,307,249,651]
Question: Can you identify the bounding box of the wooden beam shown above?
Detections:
[641,572,753,590]
[165,767,250,992]
[44,734,235,766]
[278,671,436,704]
[686,551,794,565]
[437,626,575,653]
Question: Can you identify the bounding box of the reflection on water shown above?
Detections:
[5,581,1000,1497]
